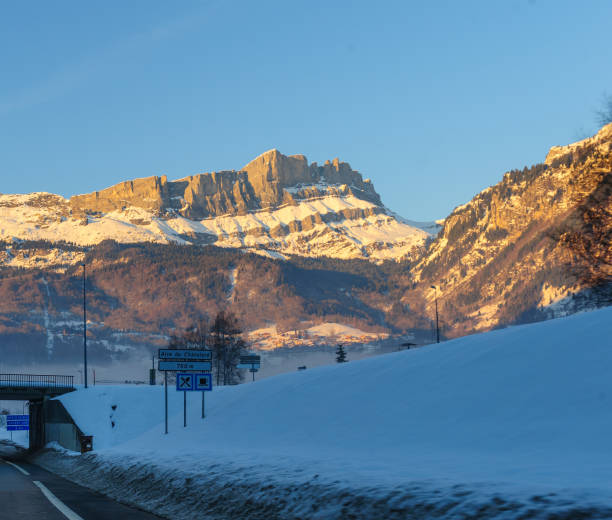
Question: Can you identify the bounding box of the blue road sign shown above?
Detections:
[194,373,212,391]
[159,360,212,372]
[176,373,194,391]
[159,349,212,361]
[237,363,260,369]
[7,415,29,431]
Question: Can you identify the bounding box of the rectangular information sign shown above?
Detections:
[158,349,212,361]
[158,360,212,372]
[194,373,212,391]
[7,415,29,431]
[7,415,29,421]
[240,355,261,364]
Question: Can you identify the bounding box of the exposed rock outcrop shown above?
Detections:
[69,150,381,219]
[409,123,612,335]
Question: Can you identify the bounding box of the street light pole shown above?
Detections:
[82,263,88,389]
[431,285,440,343]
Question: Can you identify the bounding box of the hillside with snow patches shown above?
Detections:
[29,307,612,519]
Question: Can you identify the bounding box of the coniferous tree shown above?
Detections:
[336,344,347,363]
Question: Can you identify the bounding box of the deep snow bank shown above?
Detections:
[33,307,612,519]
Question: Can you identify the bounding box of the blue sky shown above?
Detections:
[1,0,611,220]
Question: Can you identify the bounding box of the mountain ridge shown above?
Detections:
[0,126,610,363]
[0,150,431,263]
[68,149,382,219]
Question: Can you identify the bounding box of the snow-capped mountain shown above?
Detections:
[0,149,434,265]
[0,127,609,364]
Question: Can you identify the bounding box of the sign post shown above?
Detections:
[158,349,212,433]
[238,355,261,381]
[194,373,212,418]
[176,373,194,428]
[164,371,168,435]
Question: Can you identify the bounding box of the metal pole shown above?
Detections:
[201,392,205,419]
[183,391,187,427]
[83,263,88,388]
[435,294,440,343]
[252,369,255,382]
[431,285,440,343]
[164,371,168,434]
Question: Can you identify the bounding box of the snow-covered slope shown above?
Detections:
[0,150,432,263]
[35,307,612,518]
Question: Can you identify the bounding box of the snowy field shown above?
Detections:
[32,307,612,519]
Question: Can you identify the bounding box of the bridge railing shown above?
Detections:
[0,374,74,388]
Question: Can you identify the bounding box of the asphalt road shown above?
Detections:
[0,442,162,520]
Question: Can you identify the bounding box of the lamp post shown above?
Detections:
[82,263,88,389]
[430,285,440,343]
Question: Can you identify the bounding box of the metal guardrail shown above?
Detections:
[0,374,74,388]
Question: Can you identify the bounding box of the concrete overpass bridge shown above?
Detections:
[0,374,75,401]
[0,374,80,450]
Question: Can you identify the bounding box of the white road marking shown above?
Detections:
[4,460,30,475]
[33,480,85,520]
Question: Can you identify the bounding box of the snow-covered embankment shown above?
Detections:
[31,307,612,519]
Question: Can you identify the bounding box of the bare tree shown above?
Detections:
[595,93,612,126]
[210,311,245,385]
[163,317,209,383]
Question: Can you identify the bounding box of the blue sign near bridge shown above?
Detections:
[6,414,29,431]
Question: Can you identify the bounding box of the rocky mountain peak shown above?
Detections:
[68,150,382,219]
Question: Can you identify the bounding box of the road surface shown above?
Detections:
[0,441,161,520]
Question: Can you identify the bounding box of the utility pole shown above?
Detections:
[83,263,88,388]
[431,285,440,343]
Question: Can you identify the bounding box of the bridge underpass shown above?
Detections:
[0,374,77,450]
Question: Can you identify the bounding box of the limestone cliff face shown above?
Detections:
[70,175,170,214]
[69,149,381,219]
[409,123,612,336]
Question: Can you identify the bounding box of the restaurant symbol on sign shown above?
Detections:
[177,374,194,391]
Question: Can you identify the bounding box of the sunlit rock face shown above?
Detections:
[407,123,612,336]
[1,150,431,263]
[69,149,383,218]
